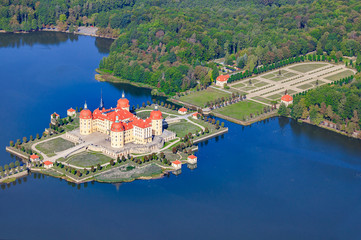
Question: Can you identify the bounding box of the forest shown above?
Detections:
[279,73,361,136]
[1,0,361,94]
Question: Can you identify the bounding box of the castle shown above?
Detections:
[79,93,163,149]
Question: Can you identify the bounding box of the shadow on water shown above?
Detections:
[95,37,114,54]
[0,32,79,48]
[0,32,114,54]
[0,172,94,191]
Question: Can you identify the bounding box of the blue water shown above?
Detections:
[1,32,361,240]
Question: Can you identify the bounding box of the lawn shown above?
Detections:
[213,100,266,120]
[270,76,287,81]
[178,88,230,107]
[325,70,354,81]
[36,138,75,157]
[297,83,313,90]
[67,151,113,168]
[135,111,151,119]
[261,73,275,80]
[310,80,325,86]
[166,120,202,137]
[267,94,282,100]
[251,96,272,104]
[241,86,257,91]
[231,82,245,88]
[284,72,298,78]
[254,81,269,87]
[289,63,327,73]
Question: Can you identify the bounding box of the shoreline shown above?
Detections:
[0,27,116,40]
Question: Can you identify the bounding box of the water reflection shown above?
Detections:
[0,32,113,54]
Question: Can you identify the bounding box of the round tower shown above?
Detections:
[79,101,92,135]
[117,91,130,111]
[110,116,124,148]
[149,105,163,136]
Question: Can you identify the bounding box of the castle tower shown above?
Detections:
[149,105,163,136]
[79,101,92,135]
[117,91,130,111]
[110,116,124,148]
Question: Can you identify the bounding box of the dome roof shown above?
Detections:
[150,110,162,120]
[79,109,92,119]
[281,94,293,102]
[117,98,130,108]
[111,121,124,132]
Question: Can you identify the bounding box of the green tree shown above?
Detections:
[278,103,288,117]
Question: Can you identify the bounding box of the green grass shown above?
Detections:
[67,151,113,168]
[311,80,326,86]
[231,82,245,88]
[286,89,297,95]
[213,100,266,120]
[254,81,269,87]
[135,111,151,119]
[241,86,257,91]
[297,83,313,90]
[284,72,298,78]
[36,138,75,157]
[262,73,275,80]
[270,76,287,81]
[166,120,202,138]
[325,70,354,81]
[289,63,327,73]
[178,88,230,107]
[267,94,282,100]
[251,96,272,104]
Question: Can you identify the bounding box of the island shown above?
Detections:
[1,93,227,184]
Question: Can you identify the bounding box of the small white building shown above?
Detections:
[172,160,182,169]
[216,74,230,88]
[51,112,60,124]
[281,94,293,106]
[187,155,197,164]
[67,108,76,117]
[43,161,54,169]
[178,107,187,115]
[192,112,201,119]
[30,154,39,162]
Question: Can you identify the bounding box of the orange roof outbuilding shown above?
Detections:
[188,155,197,159]
[179,107,187,112]
[30,154,39,159]
[172,160,182,165]
[216,74,230,82]
[68,108,75,112]
[43,161,53,166]
[281,94,293,102]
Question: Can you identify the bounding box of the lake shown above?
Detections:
[1,32,361,240]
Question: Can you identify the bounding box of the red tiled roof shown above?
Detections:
[281,94,293,102]
[43,161,53,166]
[117,98,130,108]
[188,155,197,159]
[216,74,230,82]
[67,108,75,112]
[51,112,59,116]
[172,160,182,165]
[179,107,187,112]
[150,110,163,120]
[79,109,92,119]
[30,154,39,159]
